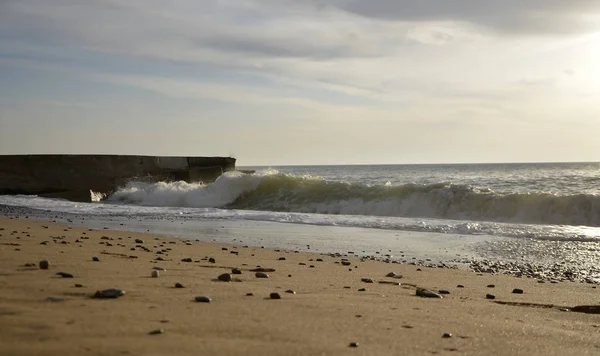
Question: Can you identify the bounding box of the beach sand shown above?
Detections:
[0,216,599,355]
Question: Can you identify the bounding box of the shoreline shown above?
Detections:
[1,215,599,355]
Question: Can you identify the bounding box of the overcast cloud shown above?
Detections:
[1,1,600,164]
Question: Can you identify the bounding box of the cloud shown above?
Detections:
[336,0,600,35]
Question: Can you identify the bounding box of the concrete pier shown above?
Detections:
[0,155,236,202]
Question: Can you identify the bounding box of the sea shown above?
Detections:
[1,162,600,282]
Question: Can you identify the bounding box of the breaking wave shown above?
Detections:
[107,170,600,227]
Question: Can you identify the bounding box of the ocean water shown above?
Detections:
[1,162,600,282]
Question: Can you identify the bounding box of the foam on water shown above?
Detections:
[105,170,600,228]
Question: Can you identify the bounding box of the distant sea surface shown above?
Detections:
[2,162,600,242]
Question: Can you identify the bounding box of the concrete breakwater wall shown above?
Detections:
[0,155,236,202]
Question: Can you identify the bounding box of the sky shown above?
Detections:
[1,1,600,166]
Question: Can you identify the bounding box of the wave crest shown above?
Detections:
[107,170,600,227]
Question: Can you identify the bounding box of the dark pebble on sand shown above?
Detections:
[457,285,465,288]
[255,272,269,278]
[148,329,164,335]
[92,257,99,262]
[278,257,286,261]
[285,289,296,294]
[209,258,216,263]
[349,342,359,348]
[93,289,125,299]
[416,288,442,298]
[487,284,495,288]
[195,296,211,303]
[270,292,281,299]
[56,272,74,278]
[246,293,253,296]
[135,239,144,244]
[438,290,450,295]
[442,333,452,338]
[232,268,242,275]
[486,294,496,299]
[181,258,192,262]
[512,288,524,294]
[361,278,374,283]
[358,288,366,292]
[218,273,232,282]
[175,283,184,288]
[39,260,49,270]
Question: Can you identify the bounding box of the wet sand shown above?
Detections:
[0,216,599,355]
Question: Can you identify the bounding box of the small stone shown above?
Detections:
[512,288,524,294]
[270,292,281,299]
[341,260,351,266]
[93,289,125,299]
[486,294,496,300]
[56,272,74,278]
[349,342,359,348]
[74,284,83,288]
[174,283,184,288]
[361,278,374,283]
[442,333,452,338]
[250,268,276,272]
[457,285,465,288]
[358,288,366,292]
[285,289,296,294]
[135,239,144,244]
[92,257,99,262]
[46,297,65,302]
[148,329,164,335]
[246,293,254,296]
[208,258,216,263]
[218,273,232,282]
[278,257,286,261]
[438,290,450,295]
[194,296,211,303]
[232,268,242,275]
[487,284,495,288]
[151,270,159,278]
[181,258,192,262]
[39,260,49,270]
[416,288,442,298]
[255,272,269,278]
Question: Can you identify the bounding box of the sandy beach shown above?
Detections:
[0,216,599,356]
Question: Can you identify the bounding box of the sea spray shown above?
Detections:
[105,170,600,228]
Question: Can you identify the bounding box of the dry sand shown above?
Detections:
[0,216,599,355]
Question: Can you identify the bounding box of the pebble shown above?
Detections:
[255,272,269,278]
[93,289,125,299]
[74,284,83,288]
[56,272,74,278]
[486,294,496,300]
[487,284,495,288]
[175,283,185,288]
[438,290,451,295]
[135,239,144,244]
[349,342,359,348]
[341,260,351,266]
[148,329,164,335]
[270,292,281,299]
[39,260,49,270]
[512,288,524,294]
[46,297,65,302]
[208,258,216,263]
[151,270,159,278]
[457,285,465,288]
[278,257,286,261]
[442,332,452,338]
[246,293,254,296]
[92,257,100,262]
[416,288,442,298]
[181,258,192,262]
[358,288,366,292]
[232,268,242,275]
[195,296,211,303]
[285,289,296,294]
[361,278,374,283]
[218,273,232,282]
